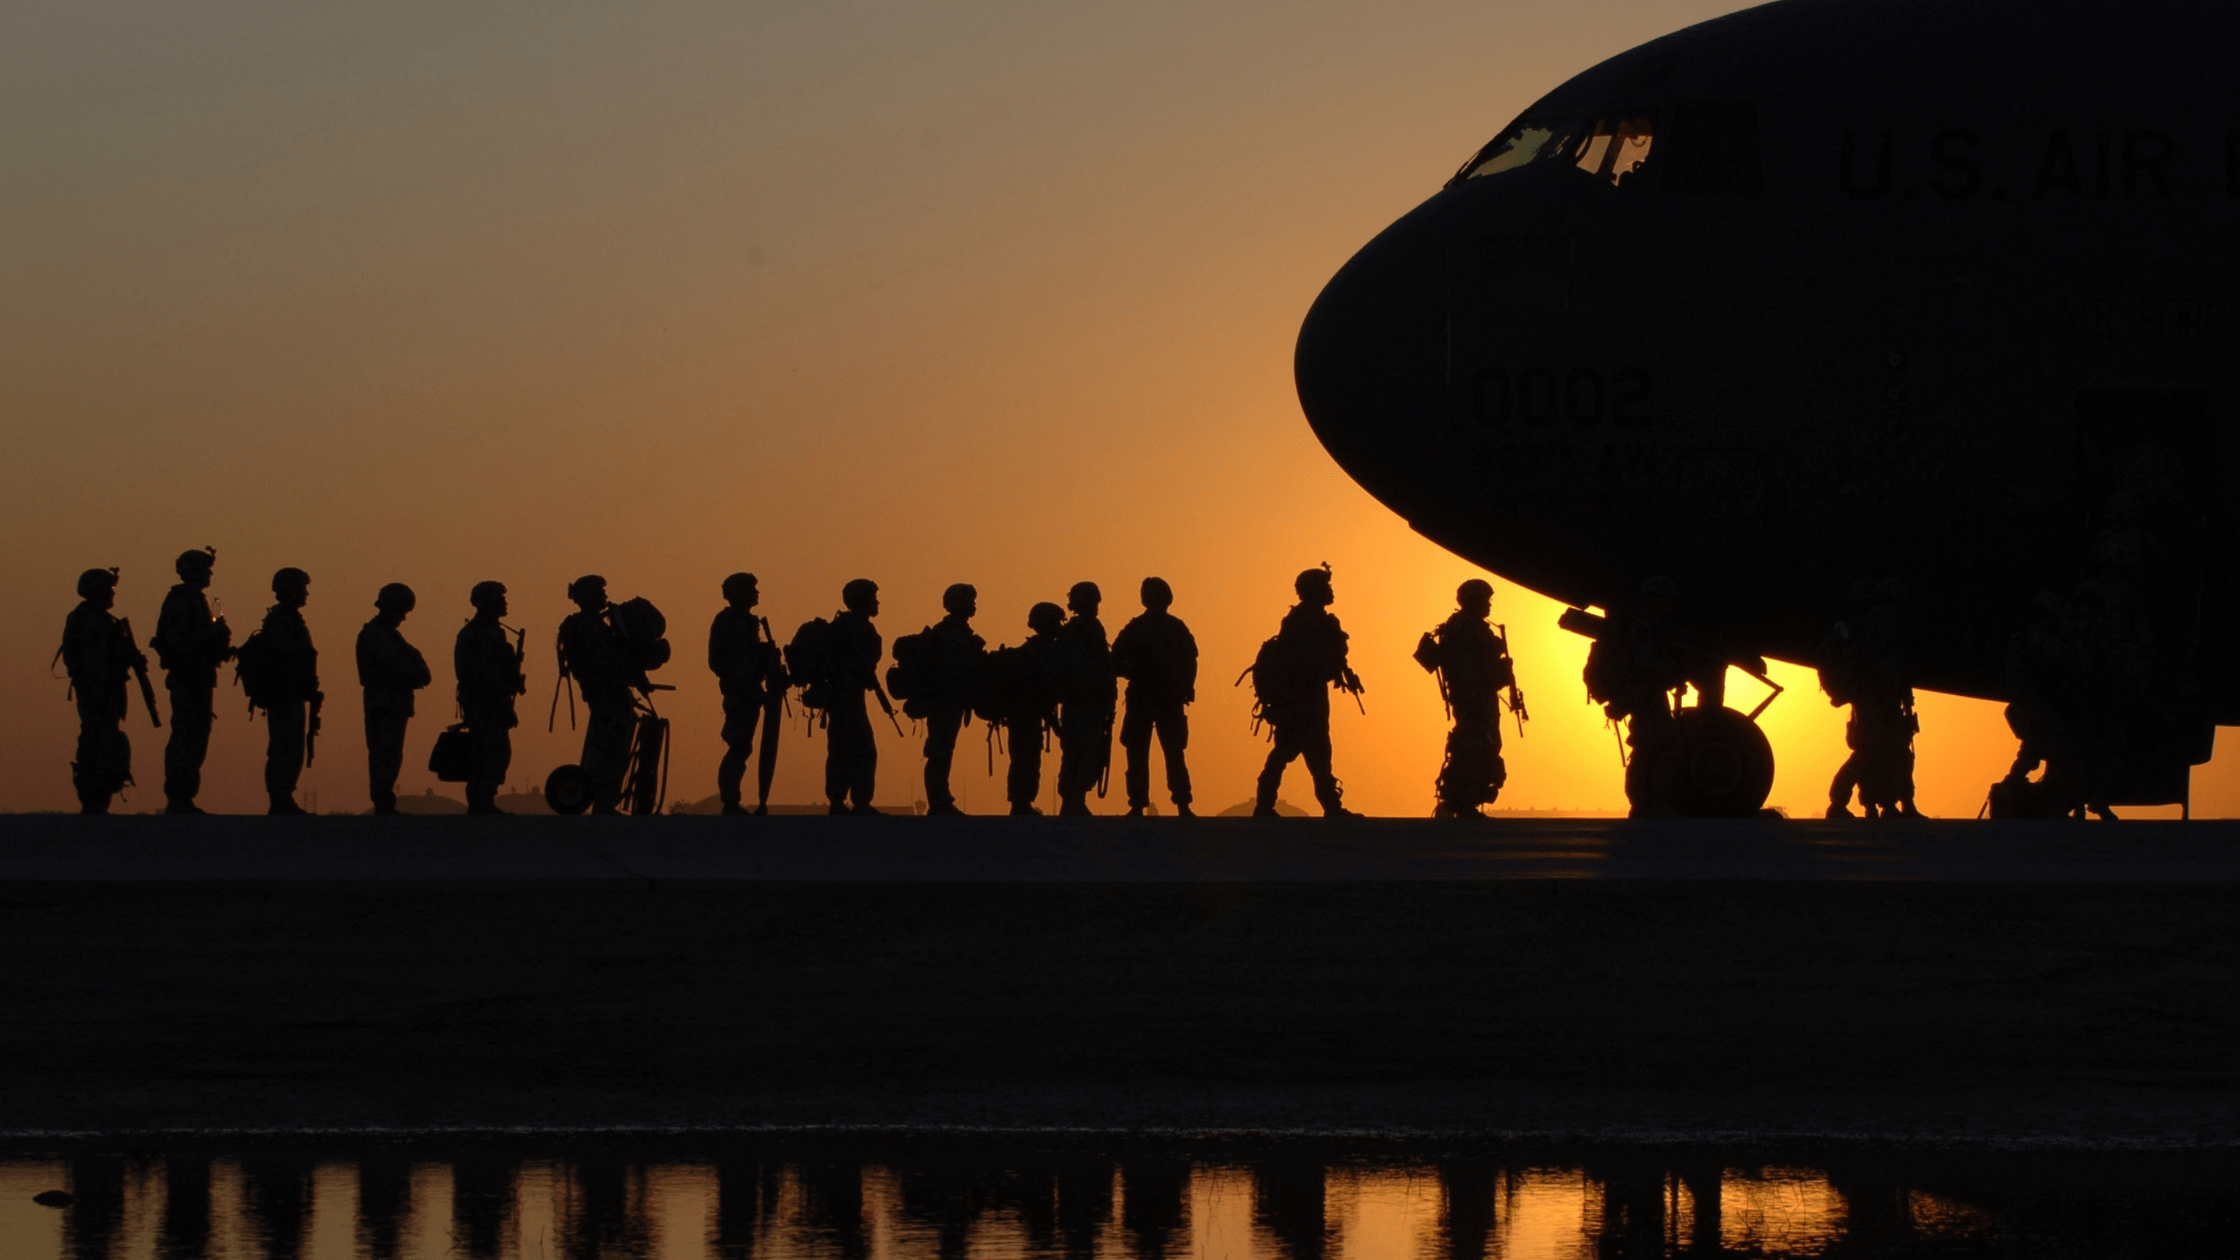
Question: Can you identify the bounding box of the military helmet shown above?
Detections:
[721,572,758,603]
[1067,581,1101,611]
[76,567,119,599]
[566,574,607,605]
[469,580,507,610]
[272,567,310,595]
[841,578,878,612]
[1295,566,1334,599]
[942,583,977,615]
[1457,578,1494,604]
[175,547,216,576]
[1140,576,1173,609]
[375,582,416,612]
[1027,601,1065,634]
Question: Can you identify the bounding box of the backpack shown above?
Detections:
[1242,632,1319,723]
[886,627,933,716]
[1412,630,1445,675]
[610,597,671,672]
[1581,637,1628,711]
[973,643,1030,726]
[786,617,838,710]
[233,628,278,709]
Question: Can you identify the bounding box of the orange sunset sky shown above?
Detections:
[8,0,2235,817]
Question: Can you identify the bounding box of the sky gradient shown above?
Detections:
[7,0,2232,817]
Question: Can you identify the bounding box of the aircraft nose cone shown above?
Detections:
[1295,200,1453,512]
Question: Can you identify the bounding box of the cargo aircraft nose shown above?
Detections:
[1294,199,1457,525]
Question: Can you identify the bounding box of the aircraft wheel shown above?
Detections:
[544,764,595,815]
[1671,705,1775,818]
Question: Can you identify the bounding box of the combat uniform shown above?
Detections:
[1004,632,1062,812]
[825,609,884,812]
[257,604,321,809]
[708,607,785,811]
[1054,612,1116,812]
[1112,608,1197,812]
[152,582,230,811]
[1428,612,1513,814]
[455,614,524,813]
[919,611,985,813]
[356,617,431,813]
[558,607,638,813]
[1254,603,1352,815]
[60,600,142,813]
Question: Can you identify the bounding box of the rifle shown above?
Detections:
[306,690,324,767]
[1495,622,1528,738]
[871,673,904,737]
[1338,665,1367,715]
[118,618,161,729]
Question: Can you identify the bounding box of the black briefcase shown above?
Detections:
[428,723,474,783]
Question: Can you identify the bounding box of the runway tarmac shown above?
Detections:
[2,814,2236,1145]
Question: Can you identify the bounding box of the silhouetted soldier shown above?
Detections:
[455,581,525,815]
[1417,578,1518,819]
[1006,602,1066,814]
[1818,580,1919,818]
[826,578,888,814]
[59,567,146,814]
[254,567,322,815]
[708,572,788,815]
[1055,581,1116,816]
[920,583,985,815]
[1585,577,1684,817]
[151,547,231,814]
[356,584,431,815]
[1253,567,1361,818]
[1112,576,1197,817]
[557,575,645,814]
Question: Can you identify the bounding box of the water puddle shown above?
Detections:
[0,1136,2232,1259]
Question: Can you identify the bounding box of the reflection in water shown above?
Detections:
[2,1140,2232,1260]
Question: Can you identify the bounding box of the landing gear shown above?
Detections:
[1671,705,1776,818]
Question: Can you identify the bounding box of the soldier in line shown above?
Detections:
[708,572,788,815]
[1584,578,1686,817]
[356,584,431,816]
[1252,567,1361,818]
[455,581,526,815]
[1818,581,1919,819]
[919,583,985,816]
[1055,581,1117,816]
[557,575,645,815]
[59,568,147,814]
[151,547,231,814]
[1417,579,1517,819]
[825,579,887,815]
[1111,577,1197,818]
[1005,602,1067,815]
[254,568,322,816]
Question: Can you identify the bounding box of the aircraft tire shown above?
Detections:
[1670,705,1775,818]
[544,763,595,815]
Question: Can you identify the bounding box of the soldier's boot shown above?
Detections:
[1314,778,1358,820]
[269,793,307,816]
[1174,803,1195,818]
[165,799,204,815]
[1059,793,1093,816]
[1009,802,1042,817]
[73,775,111,816]
[1252,765,1284,817]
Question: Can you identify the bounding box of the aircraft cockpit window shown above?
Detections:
[1450,114,1655,188]
[1573,116,1654,186]
[1455,124,1569,182]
